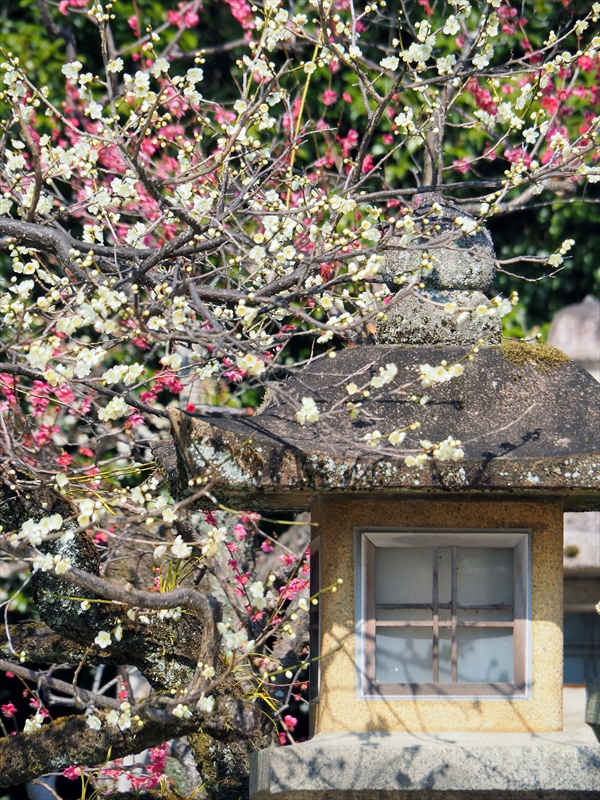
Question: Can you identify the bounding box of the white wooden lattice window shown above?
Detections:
[361,531,529,698]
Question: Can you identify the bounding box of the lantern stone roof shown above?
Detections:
[154,208,600,512]
[154,341,600,513]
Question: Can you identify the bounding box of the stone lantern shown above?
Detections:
[155,202,600,798]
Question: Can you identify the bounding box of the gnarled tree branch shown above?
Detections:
[0,695,260,788]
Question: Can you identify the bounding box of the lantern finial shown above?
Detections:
[377,198,501,346]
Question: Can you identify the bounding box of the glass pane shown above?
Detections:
[564,656,586,685]
[457,628,513,683]
[375,547,432,605]
[438,628,452,683]
[563,613,586,643]
[564,613,600,683]
[458,609,513,623]
[457,548,513,606]
[437,548,452,604]
[377,608,431,622]
[375,628,432,684]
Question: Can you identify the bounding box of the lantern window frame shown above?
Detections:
[358,529,531,699]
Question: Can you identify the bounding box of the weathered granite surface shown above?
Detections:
[249,732,600,799]
[380,199,496,293]
[375,290,502,346]
[153,343,600,511]
[377,199,501,346]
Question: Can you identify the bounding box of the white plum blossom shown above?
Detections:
[548,253,564,268]
[420,362,464,388]
[402,42,433,67]
[20,514,63,546]
[171,535,193,560]
[443,15,460,34]
[160,352,183,369]
[523,128,539,145]
[27,342,54,370]
[77,498,105,527]
[54,557,71,575]
[454,216,478,235]
[133,70,150,98]
[491,295,513,317]
[153,545,168,563]
[173,704,193,719]
[363,430,383,446]
[117,702,133,730]
[197,695,215,713]
[437,55,456,75]
[151,58,170,77]
[370,362,398,388]
[249,245,266,263]
[472,52,491,70]
[94,631,112,649]
[24,712,45,733]
[97,396,128,422]
[217,621,252,661]
[248,580,269,609]
[433,437,464,461]
[74,346,105,378]
[86,715,102,730]
[107,58,124,73]
[86,101,103,120]
[147,316,168,331]
[106,709,119,726]
[296,397,319,425]
[102,363,145,386]
[61,61,82,80]
[394,107,416,134]
[200,527,227,558]
[101,364,129,384]
[380,56,399,71]
[404,453,429,468]
[389,430,406,446]
[162,507,178,523]
[236,353,266,376]
[187,67,204,83]
[33,553,55,572]
[329,195,356,214]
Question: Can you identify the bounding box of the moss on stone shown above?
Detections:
[501,341,570,372]
[188,732,251,800]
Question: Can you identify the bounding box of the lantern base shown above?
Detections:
[250,729,599,799]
